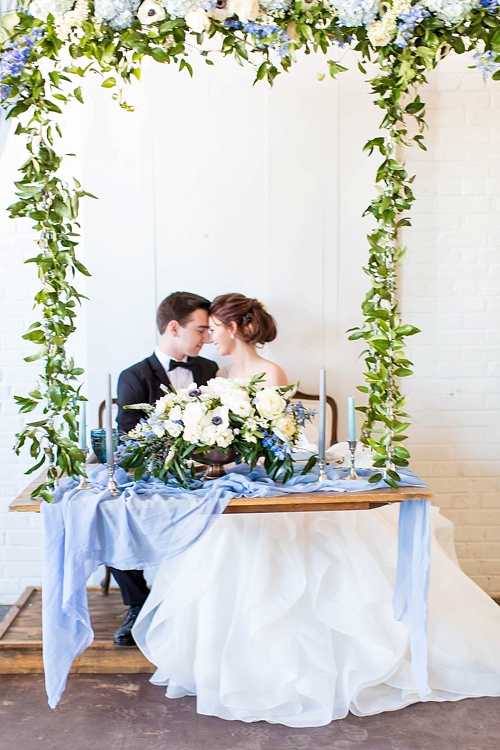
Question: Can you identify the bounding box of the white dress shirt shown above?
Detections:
[155,346,193,391]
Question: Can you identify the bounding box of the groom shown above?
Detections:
[112,291,218,647]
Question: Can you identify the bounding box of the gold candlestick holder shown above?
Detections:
[107,464,120,496]
[345,440,359,480]
[78,449,91,490]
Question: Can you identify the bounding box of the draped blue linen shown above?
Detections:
[41,464,430,709]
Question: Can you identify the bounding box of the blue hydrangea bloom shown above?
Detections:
[423,0,481,25]
[94,0,140,30]
[331,0,379,28]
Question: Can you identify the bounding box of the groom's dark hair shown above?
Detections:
[157,292,210,334]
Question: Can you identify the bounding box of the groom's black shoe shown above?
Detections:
[113,605,142,647]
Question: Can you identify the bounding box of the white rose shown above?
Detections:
[273,415,296,441]
[165,420,182,438]
[183,402,206,425]
[151,422,165,438]
[183,424,203,443]
[220,389,252,417]
[137,0,165,24]
[254,389,287,420]
[200,425,218,445]
[154,393,176,415]
[168,405,183,423]
[185,7,210,33]
[216,428,234,448]
[204,377,233,397]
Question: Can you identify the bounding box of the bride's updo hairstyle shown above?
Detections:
[210,294,277,346]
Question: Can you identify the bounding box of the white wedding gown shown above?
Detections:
[133,505,500,727]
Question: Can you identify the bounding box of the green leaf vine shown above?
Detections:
[2,2,500,498]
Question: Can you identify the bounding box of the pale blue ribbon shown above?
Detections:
[41,464,430,708]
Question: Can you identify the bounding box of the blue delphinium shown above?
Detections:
[94,0,140,30]
[0,30,41,102]
[287,401,317,428]
[480,0,499,10]
[225,19,290,57]
[262,430,293,461]
[395,2,431,47]
[473,49,500,77]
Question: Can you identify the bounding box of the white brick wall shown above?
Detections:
[402,52,500,596]
[0,130,44,602]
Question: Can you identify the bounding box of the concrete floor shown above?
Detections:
[0,674,499,750]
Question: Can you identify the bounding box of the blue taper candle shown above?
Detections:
[347,396,356,441]
[318,368,326,460]
[78,402,86,451]
[105,374,114,466]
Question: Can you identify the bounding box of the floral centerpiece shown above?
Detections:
[118,373,315,485]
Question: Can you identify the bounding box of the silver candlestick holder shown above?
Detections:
[346,440,359,480]
[317,456,327,483]
[107,463,120,496]
[78,448,91,489]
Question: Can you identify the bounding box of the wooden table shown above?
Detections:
[9,472,433,514]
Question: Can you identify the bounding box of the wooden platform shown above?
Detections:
[0,587,154,675]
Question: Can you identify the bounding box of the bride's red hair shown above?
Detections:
[209,294,277,346]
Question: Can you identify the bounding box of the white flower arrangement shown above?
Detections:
[118,373,315,485]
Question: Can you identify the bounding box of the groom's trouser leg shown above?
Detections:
[109,568,150,607]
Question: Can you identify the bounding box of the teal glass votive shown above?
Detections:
[90,428,119,464]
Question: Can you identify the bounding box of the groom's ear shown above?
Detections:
[166,320,179,337]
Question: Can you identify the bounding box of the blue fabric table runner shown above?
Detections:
[41,464,430,709]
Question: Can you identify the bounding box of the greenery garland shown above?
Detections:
[1,0,500,498]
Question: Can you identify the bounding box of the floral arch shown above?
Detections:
[1,0,499,499]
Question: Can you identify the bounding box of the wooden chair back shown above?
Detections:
[98,399,118,428]
[292,390,338,447]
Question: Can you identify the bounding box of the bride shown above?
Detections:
[208,292,288,386]
[132,294,500,727]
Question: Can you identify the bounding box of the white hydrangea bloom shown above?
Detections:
[258,0,292,13]
[29,0,74,20]
[161,0,204,18]
[329,0,379,27]
[423,0,480,24]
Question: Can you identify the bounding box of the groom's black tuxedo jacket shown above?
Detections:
[116,352,218,434]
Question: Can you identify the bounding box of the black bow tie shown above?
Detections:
[168,359,191,371]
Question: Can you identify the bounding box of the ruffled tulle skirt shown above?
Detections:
[133,505,500,727]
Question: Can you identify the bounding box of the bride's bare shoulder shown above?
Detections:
[261,361,288,387]
[216,365,231,378]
